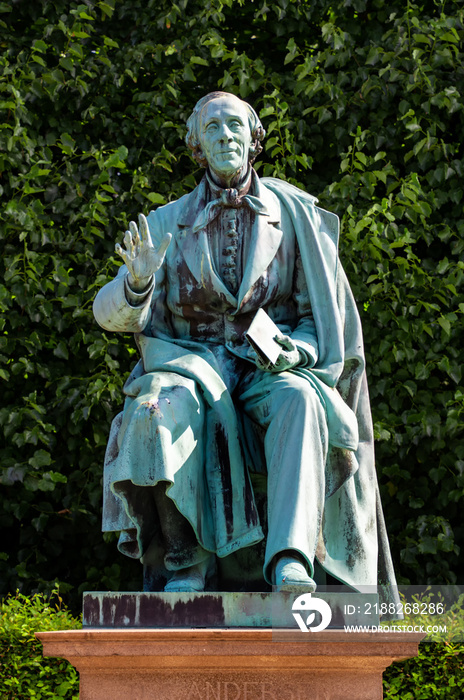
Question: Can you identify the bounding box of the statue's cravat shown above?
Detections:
[192,169,269,234]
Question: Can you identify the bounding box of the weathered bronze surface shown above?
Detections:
[93,92,398,601]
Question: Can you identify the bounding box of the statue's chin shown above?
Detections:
[208,163,248,189]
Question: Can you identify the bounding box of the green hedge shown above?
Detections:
[384,594,464,697]
[384,645,464,699]
[1,0,463,609]
[0,591,79,699]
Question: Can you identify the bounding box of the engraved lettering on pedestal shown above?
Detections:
[224,681,241,700]
[186,681,203,700]
[206,682,221,700]
[260,682,278,700]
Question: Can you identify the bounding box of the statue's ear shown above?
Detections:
[249,140,263,164]
[249,124,265,163]
[193,147,207,167]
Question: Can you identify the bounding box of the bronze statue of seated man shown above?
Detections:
[94,91,397,596]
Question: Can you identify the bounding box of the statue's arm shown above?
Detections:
[93,264,155,332]
[93,213,171,333]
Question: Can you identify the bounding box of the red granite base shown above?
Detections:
[37,628,423,700]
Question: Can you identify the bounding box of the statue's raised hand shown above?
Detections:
[115,214,171,292]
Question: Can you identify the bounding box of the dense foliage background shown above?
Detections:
[1,0,463,610]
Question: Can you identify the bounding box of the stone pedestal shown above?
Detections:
[37,628,423,700]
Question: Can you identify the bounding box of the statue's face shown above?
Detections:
[198,96,252,183]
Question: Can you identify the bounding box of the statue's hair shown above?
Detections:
[185,91,265,167]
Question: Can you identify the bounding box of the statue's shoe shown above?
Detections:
[164,563,206,593]
[273,556,317,593]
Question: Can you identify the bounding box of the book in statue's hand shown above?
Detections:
[245,308,284,366]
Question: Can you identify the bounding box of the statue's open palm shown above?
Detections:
[115,213,171,290]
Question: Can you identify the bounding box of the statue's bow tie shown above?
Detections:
[192,187,269,233]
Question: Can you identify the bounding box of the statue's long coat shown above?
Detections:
[94,174,398,595]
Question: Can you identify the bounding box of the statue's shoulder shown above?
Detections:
[145,188,200,248]
[147,190,192,224]
[261,177,339,247]
[260,177,319,206]
[146,179,208,236]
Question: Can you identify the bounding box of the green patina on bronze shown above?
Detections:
[93,92,399,605]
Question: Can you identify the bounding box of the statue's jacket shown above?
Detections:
[94,173,398,593]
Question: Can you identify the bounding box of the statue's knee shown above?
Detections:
[132,382,202,431]
[279,378,320,414]
[131,394,165,421]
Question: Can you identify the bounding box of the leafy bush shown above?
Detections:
[384,591,464,697]
[0,0,463,610]
[0,591,80,699]
[384,643,464,699]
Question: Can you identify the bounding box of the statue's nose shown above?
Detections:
[219,124,234,141]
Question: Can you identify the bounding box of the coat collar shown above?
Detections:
[176,169,280,226]
[176,172,283,310]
